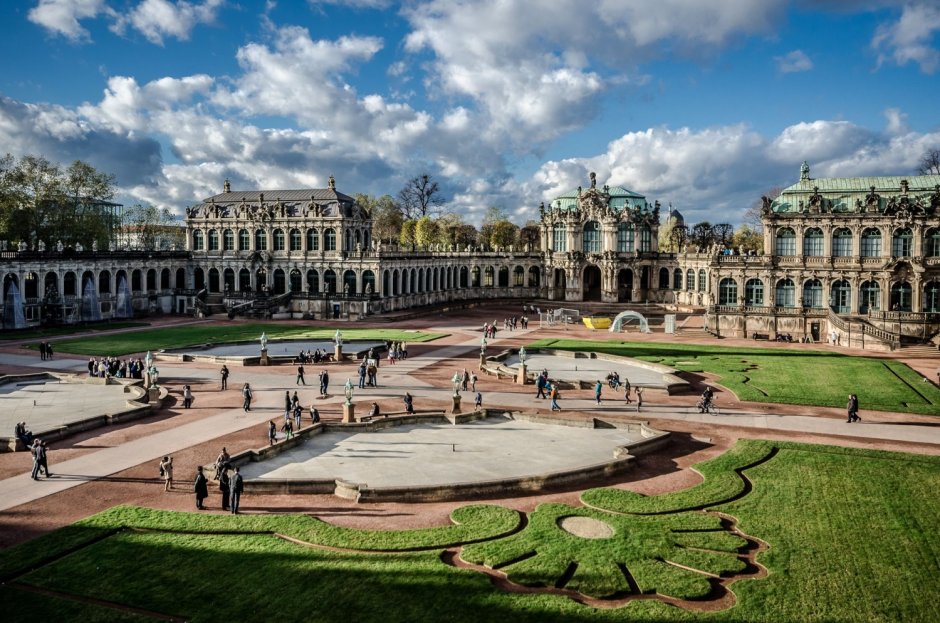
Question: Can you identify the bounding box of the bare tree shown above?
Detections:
[743,186,782,232]
[398,174,445,219]
[918,148,940,175]
[711,223,734,247]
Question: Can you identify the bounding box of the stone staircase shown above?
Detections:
[898,342,940,358]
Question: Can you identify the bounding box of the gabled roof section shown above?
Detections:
[549,184,650,211]
[201,188,355,204]
[781,175,940,194]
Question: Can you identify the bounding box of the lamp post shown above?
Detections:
[452,372,462,414]
[342,377,356,423]
[334,329,343,362]
[516,346,528,385]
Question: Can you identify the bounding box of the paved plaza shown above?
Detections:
[503,353,670,388]
[239,416,648,487]
[0,379,137,431]
[167,339,386,358]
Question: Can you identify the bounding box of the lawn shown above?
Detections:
[48,323,446,356]
[2,441,939,622]
[0,321,148,342]
[528,338,940,415]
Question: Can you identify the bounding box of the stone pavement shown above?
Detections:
[2,321,940,513]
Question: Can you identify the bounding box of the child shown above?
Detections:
[474,391,483,409]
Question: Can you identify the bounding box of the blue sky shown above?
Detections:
[1,0,939,227]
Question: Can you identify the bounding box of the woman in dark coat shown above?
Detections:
[218,465,231,511]
[194,466,209,510]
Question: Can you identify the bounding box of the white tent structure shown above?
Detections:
[609,310,651,333]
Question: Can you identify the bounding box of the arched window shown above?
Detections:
[803,228,823,256]
[273,229,286,251]
[208,268,220,292]
[861,228,882,258]
[238,229,250,251]
[582,221,600,253]
[192,230,204,251]
[831,279,851,313]
[273,269,286,294]
[745,278,764,306]
[803,279,823,308]
[891,281,912,311]
[239,268,251,292]
[686,269,695,291]
[924,280,940,312]
[160,268,170,290]
[223,268,235,292]
[131,269,142,292]
[146,269,156,291]
[775,279,795,308]
[289,269,302,292]
[362,270,376,294]
[698,269,707,291]
[617,223,634,252]
[774,227,796,256]
[658,267,670,289]
[306,269,319,293]
[718,278,737,305]
[471,266,481,287]
[832,228,852,257]
[484,266,495,287]
[673,268,683,289]
[98,270,112,294]
[306,228,319,251]
[925,228,940,257]
[859,280,880,313]
[324,269,336,293]
[552,223,567,252]
[289,229,302,251]
[638,225,652,252]
[513,266,525,286]
[528,266,540,287]
[324,228,336,251]
[254,229,267,251]
[892,228,913,257]
[498,267,510,288]
[343,270,357,294]
[208,229,220,251]
[222,229,234,251]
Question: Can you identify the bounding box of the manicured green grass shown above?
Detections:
[3,441,940,622]
[2,321,148,342]
[529,338,940,415]
[50,323,446,356]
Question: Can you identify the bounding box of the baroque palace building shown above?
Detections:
[2,165,939,350]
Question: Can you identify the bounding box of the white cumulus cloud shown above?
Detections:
[872,2,940,73]
[775,49,814,73]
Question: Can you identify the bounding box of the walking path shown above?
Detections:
[1,320,939,512]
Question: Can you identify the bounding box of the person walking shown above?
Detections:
[536,374,547,399]
[474,391,483,409]
[268,420,277,445]
[594,380,603,404]
[218,465,230,511]
[38,440,51,478]
[242,383,253,411]
[182,385,194,409]
[403,392,415,414]
[30,439,43,480]
[319,370,330,396]
[296,364,306,385]
[293,403,303,431]
[230,467,244,514]
[39,341,47,361]
[358,361,367,389]
[635,386,644,412]
[160,456,173,491]
[194,466,208,510]
[281,419,294,439]
[220,364,229,390]
[462,368,470,391]
[470,372,478,392]
[46,342,54,360]
[283,391,292,422]
[847,394,861,422]
[623,378,632,404]
[550,384,561,411]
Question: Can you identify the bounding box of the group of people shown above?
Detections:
[14,421,34,448]
[296,349,333,364]
[29,438,52,480]
[594,377,644,411]
[87,356,147,379]
[500,316,528,331]
[161,449,244,513]
[357,359,380,388]
[37,341,55,360]
[385,341,407,364]
[534,370,562,411]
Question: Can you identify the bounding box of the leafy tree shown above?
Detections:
[356,193,403,244]
[731,224,763,254]
[414,215,440,249]
[121,204,184,250]
[489,219,519,249]
[689,221,714,250]
[452,223,479,248]
[659,215,685,252]
[517,221,541,250]
[399,219,417,250]
[918,148,940,175]
[398,174,445,219]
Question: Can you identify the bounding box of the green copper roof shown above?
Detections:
[550,185,650,211]
[781,175,940,194]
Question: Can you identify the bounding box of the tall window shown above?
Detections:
[832,228,852,257]
[552,224,567,252]
[207,230,219,251]
[583,221,600,253]
[686,269,695,290]
[307,228,319,251]
[673,269,683,289]
[892,228,913,257]
[925,229,940,257]
[859,281,880,313]
[638,225,652,252]
[924,280,940,312]
[238,229,250,251]
[719,278,738,305]
[273,229,285,251]
[223,229,235,251]
[658,268,670,289]
[289,228,302,251]
[803,228,823,256]
[831,280,851,313]
[891,282,912,311]
[775,228,796,256]
[698,269,707,291]
[324,228,336,251]
[192,230,204,251]
[617,223,634,252]
[803,279,823,308]
[775,279,795,308]
[745,278,764,305]
[255,229,267,251]
[860,228,882,257]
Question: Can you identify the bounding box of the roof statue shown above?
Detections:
[800,161,810,181]
[328,174,336,190]
[589,171,597,189]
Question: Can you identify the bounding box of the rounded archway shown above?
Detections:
[617,269,633,302]
[582,265,602,301]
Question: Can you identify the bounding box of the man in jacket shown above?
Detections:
[230,467,244,514]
